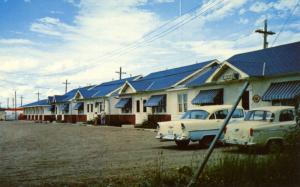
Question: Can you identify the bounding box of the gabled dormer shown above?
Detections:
[207,61,249,83]
[118,81,137,95]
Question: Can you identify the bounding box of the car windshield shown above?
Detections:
[245,110,274,121]
[181,110,209,120]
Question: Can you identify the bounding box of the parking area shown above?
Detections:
[1,121,239,185]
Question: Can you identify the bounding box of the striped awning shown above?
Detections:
[73,102,83,110]
[115,98,130,108]
[144,95,165,107]
[262,81,300,101]
[192,89,222,105]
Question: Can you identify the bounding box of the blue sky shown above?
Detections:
[0,0,299,106]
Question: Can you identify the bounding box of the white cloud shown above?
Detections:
[239,8,246,15]
[153,0,175,3]
[249,2,271,13]
[0,38,33,45]
[239,18,249,24]
[24,0,31,3]
[30,17,74,36]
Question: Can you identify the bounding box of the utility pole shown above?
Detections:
[20,95,24,107]
[7,98,9,109]
[255,19,275,49]
[14,90,17,120]
[0,102,2,109]
[36,90,40,102]
[115,67,126,80]
[62,79,71,93]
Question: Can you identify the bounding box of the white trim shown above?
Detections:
[72,90,84,101]
[206,61,249,83]
[172,60,220,87]
[118,81,137,94]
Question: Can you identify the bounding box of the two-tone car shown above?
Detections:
[223,106,299,152]
[155,105,245,147]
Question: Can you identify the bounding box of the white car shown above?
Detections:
[156,105,245,147]
[223,106,299,151]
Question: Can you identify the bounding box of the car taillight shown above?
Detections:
[250,128,254,136]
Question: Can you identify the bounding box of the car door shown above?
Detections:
[212,109,228,129]
[265,110,296,140]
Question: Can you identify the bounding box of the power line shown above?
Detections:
[84,0,223,65]
[71,0,222,69]
[271,0,300,47]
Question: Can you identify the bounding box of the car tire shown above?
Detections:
[267,140,283,153]
[199,136,215,148]
[175,140,190,148]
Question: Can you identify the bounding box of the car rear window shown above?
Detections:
[181,110,209,119]
[245,110,274,121]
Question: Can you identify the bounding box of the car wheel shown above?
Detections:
[267,140,283,153]
[199,136,215,148]
[175,140,190,148]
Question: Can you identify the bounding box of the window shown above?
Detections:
[143,100,147,113]
[215,109,228,119]
[136,100,140,113]
[181,110,209,119]
[178,93,188,113]
[279,110,294,122]
[91,104,94,113]
[245,110,274,121]
[152,95,166,113]
[232,109,244,118]
[122,98,132,113]
[87,104,89,113]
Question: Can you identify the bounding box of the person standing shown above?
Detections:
[100,111,106,125]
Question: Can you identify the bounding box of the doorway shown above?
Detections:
[242,91,250,110]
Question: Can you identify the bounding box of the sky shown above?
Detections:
[0,0,299,107]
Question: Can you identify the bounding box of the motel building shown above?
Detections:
[186,41,300,113]
[23,99,52,121]
[72,76,141,123]
[115,60,220,126]
[22,77,140,123]
[22,41,300,125]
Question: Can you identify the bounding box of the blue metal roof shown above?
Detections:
[227,41,300,77]
[262,81,300,101]
[129,60,215,92]
[91,77,137,98]
[22,99,49,108]
[186,64,220,87]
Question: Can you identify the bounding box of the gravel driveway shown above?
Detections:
[0,121,235,185]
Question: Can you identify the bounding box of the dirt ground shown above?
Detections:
[0,121,239,186]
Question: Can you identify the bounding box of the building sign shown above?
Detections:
[223,73,240,81]
[252,95,261,103]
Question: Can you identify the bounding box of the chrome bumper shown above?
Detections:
[156,133,188,141]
